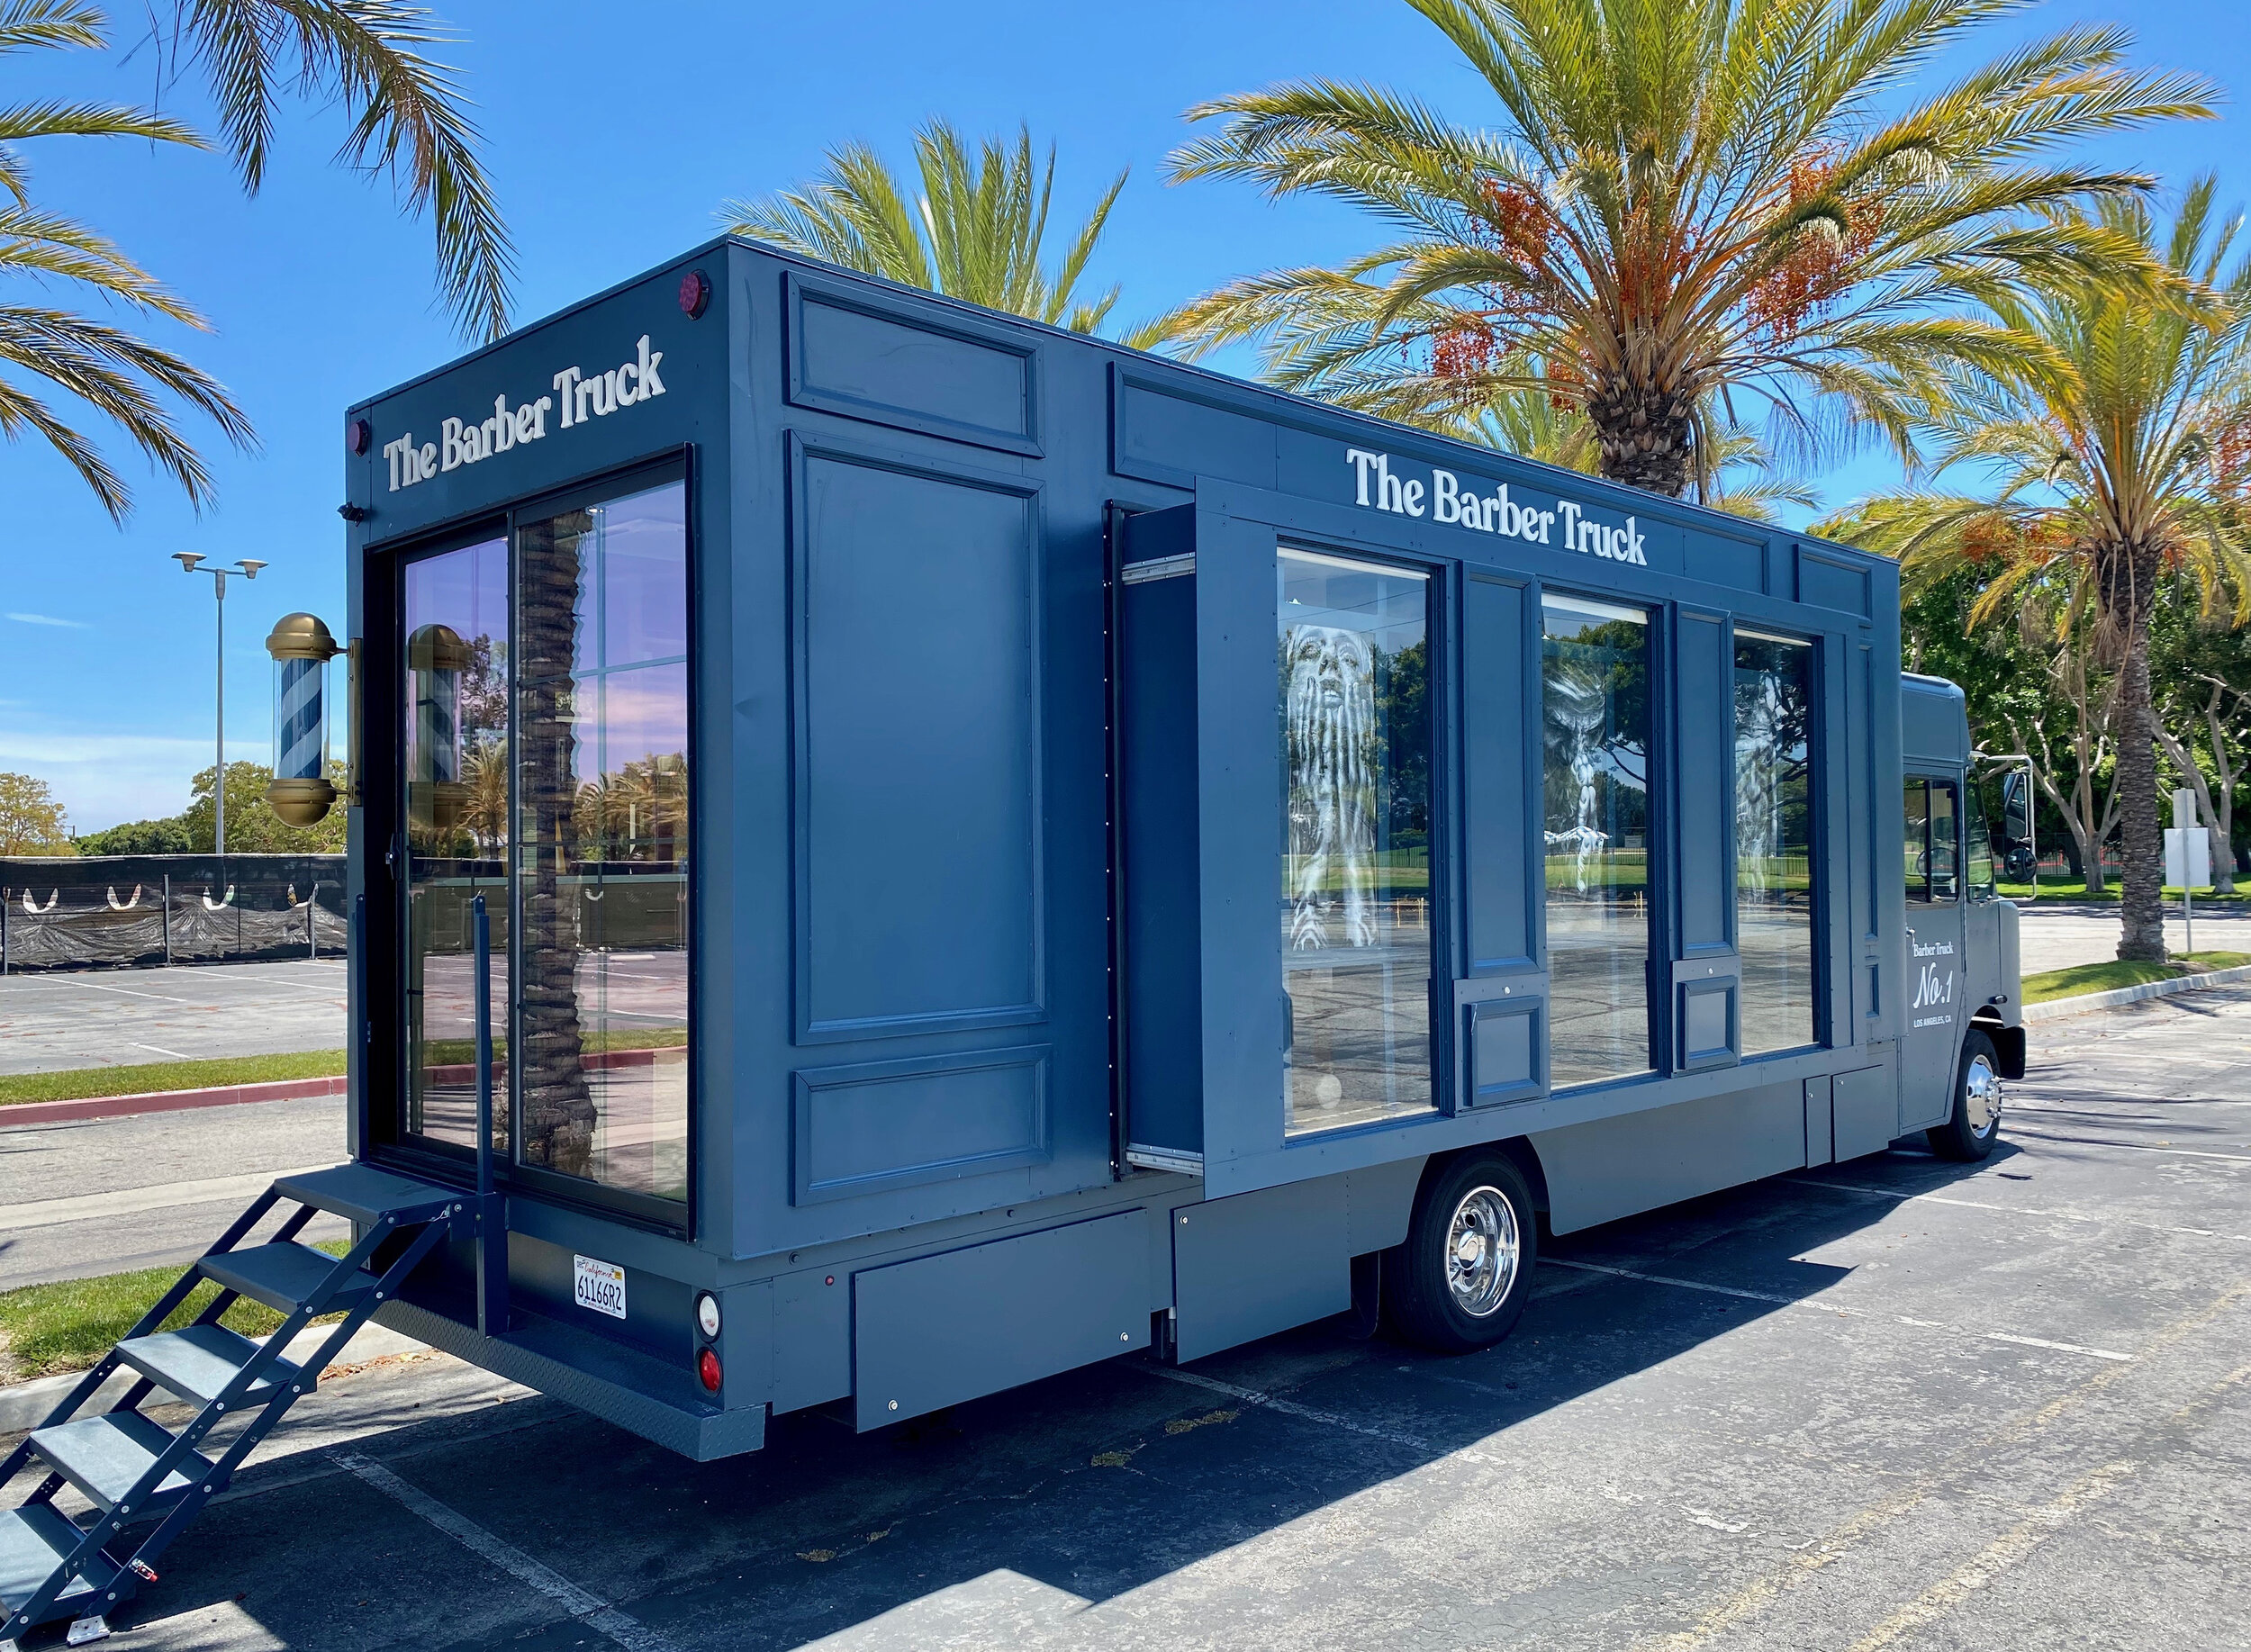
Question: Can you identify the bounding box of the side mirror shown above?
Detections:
[2002,770,2031,844]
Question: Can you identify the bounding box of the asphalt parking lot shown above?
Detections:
[23,983,2240,1652]
[0,960,348,1075]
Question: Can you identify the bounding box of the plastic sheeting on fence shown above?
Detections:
[0,853,347,972]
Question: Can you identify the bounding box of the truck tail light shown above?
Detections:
[697,1348,722,1393]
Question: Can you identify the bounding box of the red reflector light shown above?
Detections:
[697,1347,722,1393]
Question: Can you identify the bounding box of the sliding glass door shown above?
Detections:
[515,481,691,1204]
[401,536,511,1154]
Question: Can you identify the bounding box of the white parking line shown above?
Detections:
[17,979,203,1006]
[134,1041,191,1060]
[2002,1130,2251,1165]
[1788,1178,2251,1245]
[1542,1258,2134,1362]
[200,973,348,995]
[334,1452,683,1652]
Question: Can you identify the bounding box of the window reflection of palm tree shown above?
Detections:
[519,514,596,1178]
[462,738,508,859]
[574,754,687,863]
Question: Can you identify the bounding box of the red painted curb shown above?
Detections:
[0,1074,348,1127]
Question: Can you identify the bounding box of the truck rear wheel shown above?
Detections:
[1927,1027,2003,1161]
[1384,1152,1538,1353]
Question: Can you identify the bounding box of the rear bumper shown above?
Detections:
[373,1298,767,1462]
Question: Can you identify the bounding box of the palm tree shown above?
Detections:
[1822,181,2251,961]
[0,1,250,517]
[1153,0,2212,498]
[721,120,1130,334]
[0,0,511,519]
[157,0,514,341]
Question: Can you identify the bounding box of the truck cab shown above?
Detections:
[1900,673,2023,1158]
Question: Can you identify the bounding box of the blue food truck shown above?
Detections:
[0,241,2023,1639]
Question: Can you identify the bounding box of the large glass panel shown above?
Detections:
[1542,595,1652,1086]
[402,537,510,1152]
[1279,547,1433,1134]
[516,481,690,1202]
[1734,632,1817,1054]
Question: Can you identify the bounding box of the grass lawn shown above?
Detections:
[0,1240,349,1384]
[1999,876,2249,903]
[2020,951,2251,1006]
[0,1050,347,1109]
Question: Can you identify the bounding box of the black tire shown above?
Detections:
[1927,1027,2004,1161]
[1383,1152,1539,1353]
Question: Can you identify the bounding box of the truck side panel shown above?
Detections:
[1532,1079,1809,1235]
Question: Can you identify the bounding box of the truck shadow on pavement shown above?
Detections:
[86,1151,2035,1652]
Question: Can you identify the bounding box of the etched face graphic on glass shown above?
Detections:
[1278,548,1433,1135]
[1283,622,1379,951]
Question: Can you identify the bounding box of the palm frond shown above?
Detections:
[720,120,1130,335]
[167,0,515,341]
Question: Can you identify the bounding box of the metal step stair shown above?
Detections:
[0,1163,475,1645]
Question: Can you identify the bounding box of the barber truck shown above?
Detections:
[0,242,2022,1641]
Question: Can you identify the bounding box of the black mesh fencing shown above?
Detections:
[0,854,347,972]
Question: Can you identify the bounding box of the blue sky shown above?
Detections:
[5,0,2246,830]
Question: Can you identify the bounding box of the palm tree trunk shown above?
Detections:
[1585,375,1695,497]
[2103,540,2166,961]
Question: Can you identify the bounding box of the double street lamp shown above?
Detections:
[173,552,266,856]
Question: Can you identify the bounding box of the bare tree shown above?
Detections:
[2003,603,2120,892]
[2157,673,2250,895]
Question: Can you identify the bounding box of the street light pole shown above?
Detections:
[174,553,267,856]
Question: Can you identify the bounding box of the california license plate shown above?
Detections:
[573,1254,627,1320]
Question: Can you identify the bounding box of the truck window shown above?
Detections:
[1541,594,1653,1086]
[1279,546,1434,1134]
[1964,780,1996,897]
[1734,631,1816,1052]
[1903,777,1961,903]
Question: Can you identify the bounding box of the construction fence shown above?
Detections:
[0,854,347,972]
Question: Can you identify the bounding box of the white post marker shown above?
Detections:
[2165,788,2210,956]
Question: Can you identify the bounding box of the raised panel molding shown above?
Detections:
[792,1045,1053,1205]
[790,435,1046,1042]
[785,272,1040,456]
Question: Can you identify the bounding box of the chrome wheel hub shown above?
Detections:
[1445,1186,1521,1318]
[1965,1054,2002,1134]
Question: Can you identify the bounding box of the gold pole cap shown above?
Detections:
[408,622,473,673]
[267,775,338,826]
[267,612,341,663]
